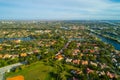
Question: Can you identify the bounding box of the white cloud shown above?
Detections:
[0,0,120,19]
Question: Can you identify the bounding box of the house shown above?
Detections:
[74,49,80,53]
[51,40,56,45]
[55,54,64,60]
[44,30,51,33]
[21,48,26,51]
[0,47,2,51]
[45,44,50,47]
[14,39,21,43]
[11,54,19,59]
[71,70,82,75]
[83,49,89,53]
[94,46,99,50]
[100,71,105,76]
[90,61,97,67]
[27,52,33,55]
[72,49,80,56]
[56,52,61,55]
[107,71,117,79]
[90,50,95,53]
[112,58,117,63]
[66,58,72,63]
[20,53,27,57]
[86,68,94,74]
[81,60,88,65]
[0,54,3,58]
[80,53,83,57]
[3,54,12,59]
[72,53,78,56]
[77,43,81,47]
[92,44,98,46]
[72,59,80,64]
[100,63,109,69]
[33,49,39,53]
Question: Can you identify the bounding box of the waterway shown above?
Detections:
[0,37,34,43]
[97,35,120,50]
[0,35,120,51]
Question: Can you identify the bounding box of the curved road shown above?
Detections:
[0,63,23,80]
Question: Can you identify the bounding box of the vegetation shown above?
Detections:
[0,20,119,80]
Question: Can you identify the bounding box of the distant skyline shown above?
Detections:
[0,0,120,20]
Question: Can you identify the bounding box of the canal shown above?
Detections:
[0,37,34,43]
[97,35,120,50]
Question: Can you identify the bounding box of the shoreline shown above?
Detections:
[89,29,120,51]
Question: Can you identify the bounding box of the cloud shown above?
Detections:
[0,0,120,20]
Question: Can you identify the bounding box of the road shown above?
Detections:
[0,63,23,80]
[56,41,71,56]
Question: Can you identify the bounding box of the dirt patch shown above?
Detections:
[7,75,24,80]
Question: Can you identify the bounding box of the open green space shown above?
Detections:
[6,60,78,80]
[6,61,54,80]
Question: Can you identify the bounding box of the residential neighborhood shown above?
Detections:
[0,21,120,80]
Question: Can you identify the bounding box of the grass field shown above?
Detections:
[6,61,55,80]
[6,60,80,80]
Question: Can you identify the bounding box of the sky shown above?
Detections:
[0,0,120,20]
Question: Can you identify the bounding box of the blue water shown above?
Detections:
[0,37,34,42]
[97,35,120,50]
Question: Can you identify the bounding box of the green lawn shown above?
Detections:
[6,61,55,80]
[6,60,79,80]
